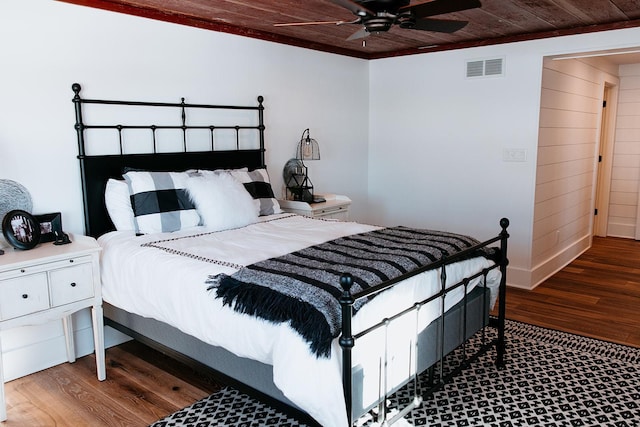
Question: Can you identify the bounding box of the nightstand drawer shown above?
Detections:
[0,273,50,320]
[49,263,94,306]
[315,205,349,220]
[0,255,92,280]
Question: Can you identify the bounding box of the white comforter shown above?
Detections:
[99,214,500,427]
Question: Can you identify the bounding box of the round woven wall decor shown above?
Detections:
[0,180,33,248]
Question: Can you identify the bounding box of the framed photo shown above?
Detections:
[36,212,63,243]
[2,210,41,250]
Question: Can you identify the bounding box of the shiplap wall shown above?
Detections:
[608,63,640,238]
[532,57,619,281]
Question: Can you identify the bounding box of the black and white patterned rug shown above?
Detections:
[150,320,640,427]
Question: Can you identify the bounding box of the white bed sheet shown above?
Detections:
[99,214,500,427]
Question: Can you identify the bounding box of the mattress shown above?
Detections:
[98,214,500,427]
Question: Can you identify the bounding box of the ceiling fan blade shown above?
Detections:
[403,0,481,19]
[274,20,347,27]
[329,0,375,17]
[347,27,371,40]
[411,17,469,33]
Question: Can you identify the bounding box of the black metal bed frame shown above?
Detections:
[72,82,509,426]
[339,221,508,425]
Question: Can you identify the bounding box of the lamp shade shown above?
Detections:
[296,128,320,161]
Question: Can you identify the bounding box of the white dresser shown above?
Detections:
[278,194,351,220]
[0,234,105,421]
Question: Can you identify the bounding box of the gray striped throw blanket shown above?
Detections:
[207,226,496,357]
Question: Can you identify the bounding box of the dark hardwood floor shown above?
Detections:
[4,341,221,426]
[502,236,640,348]
[3,236,639,426]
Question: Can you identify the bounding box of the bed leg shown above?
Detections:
[427,365,435,387]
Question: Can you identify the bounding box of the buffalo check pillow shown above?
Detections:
[229,168,282,216]
[123,171,201,234]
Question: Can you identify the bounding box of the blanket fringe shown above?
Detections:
[215,276,335,358]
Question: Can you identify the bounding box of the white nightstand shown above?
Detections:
[0,234,105,421]
[279,194,351,221]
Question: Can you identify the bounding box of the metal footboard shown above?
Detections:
[340,218,509,426]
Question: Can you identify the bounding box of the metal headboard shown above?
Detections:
[72,83,266,238]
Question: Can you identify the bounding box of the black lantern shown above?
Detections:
[284,129,321,203]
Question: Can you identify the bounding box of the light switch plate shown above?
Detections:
[503,148,527,162]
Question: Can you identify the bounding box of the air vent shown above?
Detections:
[466,60,484,77]
[466,57,505,78]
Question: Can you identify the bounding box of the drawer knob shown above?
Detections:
[70,282,77,287]
[22,294,28,299]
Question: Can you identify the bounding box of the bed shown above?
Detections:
[71,83,509,427]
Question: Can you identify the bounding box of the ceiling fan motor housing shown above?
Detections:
[364,13,396,32]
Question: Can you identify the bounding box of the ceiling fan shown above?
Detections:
[275,0,481,40]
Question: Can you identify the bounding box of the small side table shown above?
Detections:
[279,194,351,221]
[0,234,105,421]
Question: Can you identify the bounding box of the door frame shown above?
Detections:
[593,82,618,237]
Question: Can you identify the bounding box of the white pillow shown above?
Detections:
[105,179,135,231]
[186,172,259,231]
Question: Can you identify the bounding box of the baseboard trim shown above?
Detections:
[529,234,591,289]
[504,235,591,291]
[505,265,533,290]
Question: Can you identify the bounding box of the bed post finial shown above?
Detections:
[72,83,81,96]
[340,273,353,294]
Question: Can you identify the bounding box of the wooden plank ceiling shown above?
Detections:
[59,0,640,59]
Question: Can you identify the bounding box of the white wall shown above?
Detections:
[0,0,369,380]
[368,42,544,284]
[367,28,640,289]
